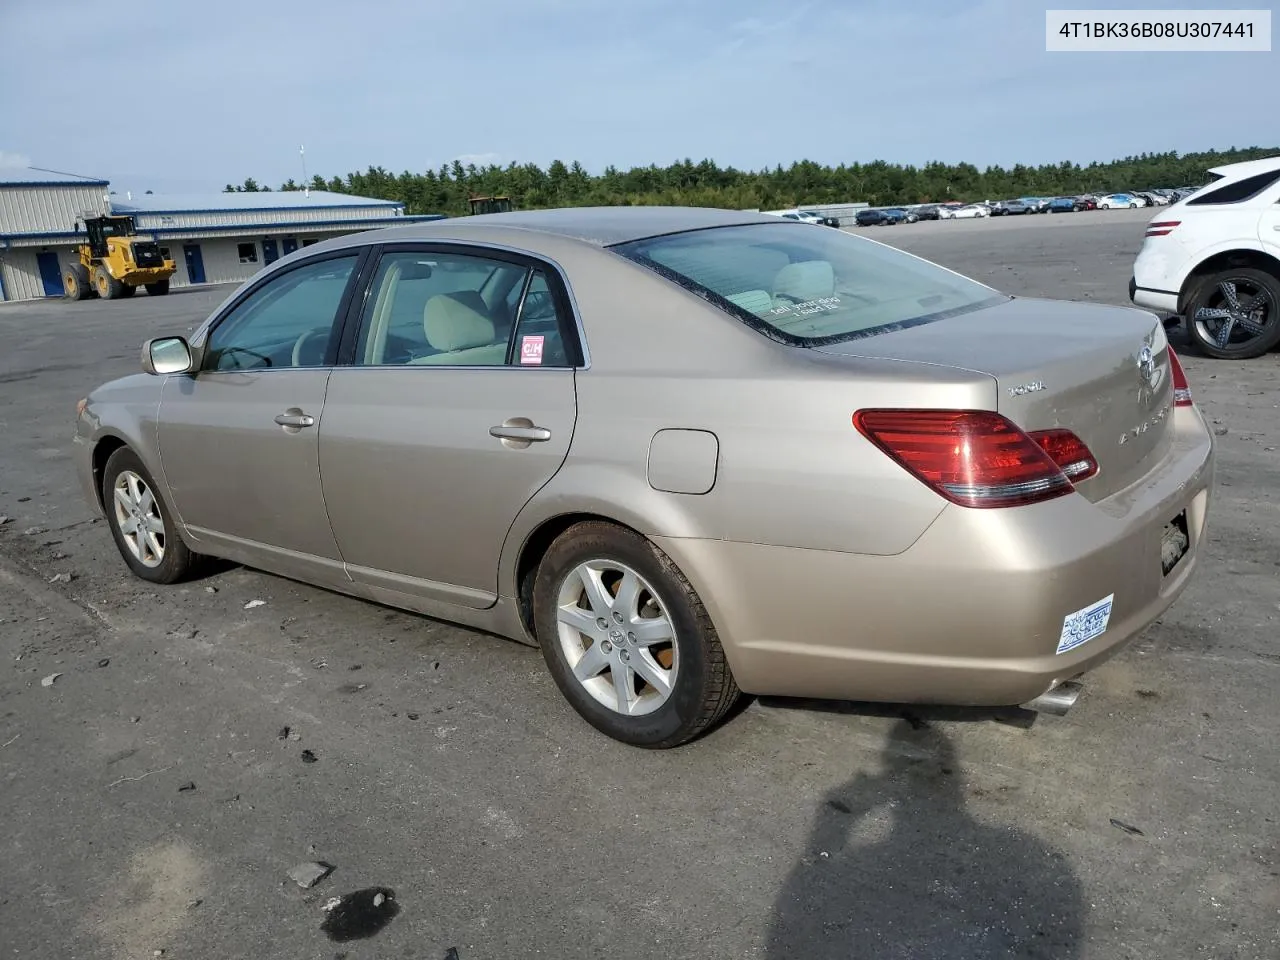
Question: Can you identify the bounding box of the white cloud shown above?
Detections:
[453,152,502,168]
[0,150,32,169]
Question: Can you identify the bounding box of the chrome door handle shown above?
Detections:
[274,412,315,428]
[489,424,551,442]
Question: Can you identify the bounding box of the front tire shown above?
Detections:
[1185,267,1280,360]
[93,264,122,300]
[532,521,740,748]
[102,446,197,584]
[145,278,171,296]
[118,283,136,298]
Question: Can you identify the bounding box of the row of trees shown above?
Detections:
[223,147,1279,215]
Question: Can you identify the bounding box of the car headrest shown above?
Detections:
[397,258,435,280]
[773,260,835,302]
[423,291,495,352]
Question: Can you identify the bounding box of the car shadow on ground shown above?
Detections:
[755,696,1042,730]
[764,719,1085,959]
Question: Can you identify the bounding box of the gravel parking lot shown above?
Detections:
[2,208,1277,960]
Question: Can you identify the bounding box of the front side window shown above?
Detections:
[354,250,573,367]
[612,221,1005,345]
[203,255,359,371]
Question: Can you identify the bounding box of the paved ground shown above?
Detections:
[1,209,1277,960]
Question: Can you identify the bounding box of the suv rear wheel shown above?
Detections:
[1186,267,1280,359]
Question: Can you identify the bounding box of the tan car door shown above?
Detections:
[317,246,580,609]
[158,251,366,585]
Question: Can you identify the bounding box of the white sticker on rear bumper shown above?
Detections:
[1057,594,1115,655]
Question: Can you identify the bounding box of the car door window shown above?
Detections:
[354,251,574,367]
[203,255,359,371]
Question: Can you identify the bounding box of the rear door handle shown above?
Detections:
[489,424,551,442]
[274,412,315,428]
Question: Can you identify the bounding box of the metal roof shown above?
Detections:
[0,165,109,187]
[109,190,402,214]
[352,205,783,247]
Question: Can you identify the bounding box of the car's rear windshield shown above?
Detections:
[611,222,1005,345]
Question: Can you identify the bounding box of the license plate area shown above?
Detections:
[1160,509,1189,577]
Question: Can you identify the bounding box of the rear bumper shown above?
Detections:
[1132,237,1193,314]
[1131,281,1180,315]
[656,407,1215,707]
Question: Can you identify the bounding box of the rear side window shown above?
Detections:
[612,222,1005,346]
[353,251,575,368]
[1186,169,1280,205]
[513,270,570,366]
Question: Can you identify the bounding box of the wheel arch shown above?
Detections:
[1178,247,1280,313]
[509,511,648,641]
[87,428,188,543]
[89,433,131,513]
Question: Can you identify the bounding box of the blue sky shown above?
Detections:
[0,0,1274,194]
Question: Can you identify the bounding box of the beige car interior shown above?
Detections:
[411,291,509,365]
[649,242,838,318]
[360,256,519,366]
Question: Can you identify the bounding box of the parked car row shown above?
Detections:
[763,208,842,227]
[852,186,1206,227]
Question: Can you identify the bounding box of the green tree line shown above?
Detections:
[223,147,1279,215]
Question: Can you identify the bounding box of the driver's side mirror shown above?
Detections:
[141,336,193,375]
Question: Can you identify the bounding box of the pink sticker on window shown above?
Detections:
[520,335,545,365]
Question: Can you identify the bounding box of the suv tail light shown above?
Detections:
[852,410,1096,509]
[1167,347,1193,406]
[1145,220,1180,237]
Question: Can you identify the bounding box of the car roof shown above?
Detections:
[338,205,785,249]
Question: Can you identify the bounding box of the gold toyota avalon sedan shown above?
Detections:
[73,207,1215,747]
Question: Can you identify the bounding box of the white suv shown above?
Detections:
[1130,155,1280,359]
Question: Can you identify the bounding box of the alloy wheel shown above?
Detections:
[1193,277,1275,351]
[112,469,166,568]
[555,559,679,717]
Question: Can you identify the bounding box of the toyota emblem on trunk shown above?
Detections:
[1137,345,1156,387]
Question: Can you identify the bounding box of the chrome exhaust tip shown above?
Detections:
[1020,681,1083,716]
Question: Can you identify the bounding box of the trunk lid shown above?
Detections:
[814,297,1175,501]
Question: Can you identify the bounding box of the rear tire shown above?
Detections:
[93,264,122,300]
[118,283,136,298]
[63,264,90,301]
[145,278,171,296]
[1185,267,1280,360]
[532,521,741,748]
[101,446,198,584]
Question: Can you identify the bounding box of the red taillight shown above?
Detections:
[1145,220,1180,237]
[1026,428,1099,481]
[853,410,1082,509]
[1167,347,1193,407]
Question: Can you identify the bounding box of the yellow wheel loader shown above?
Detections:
[63,215,177,301]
